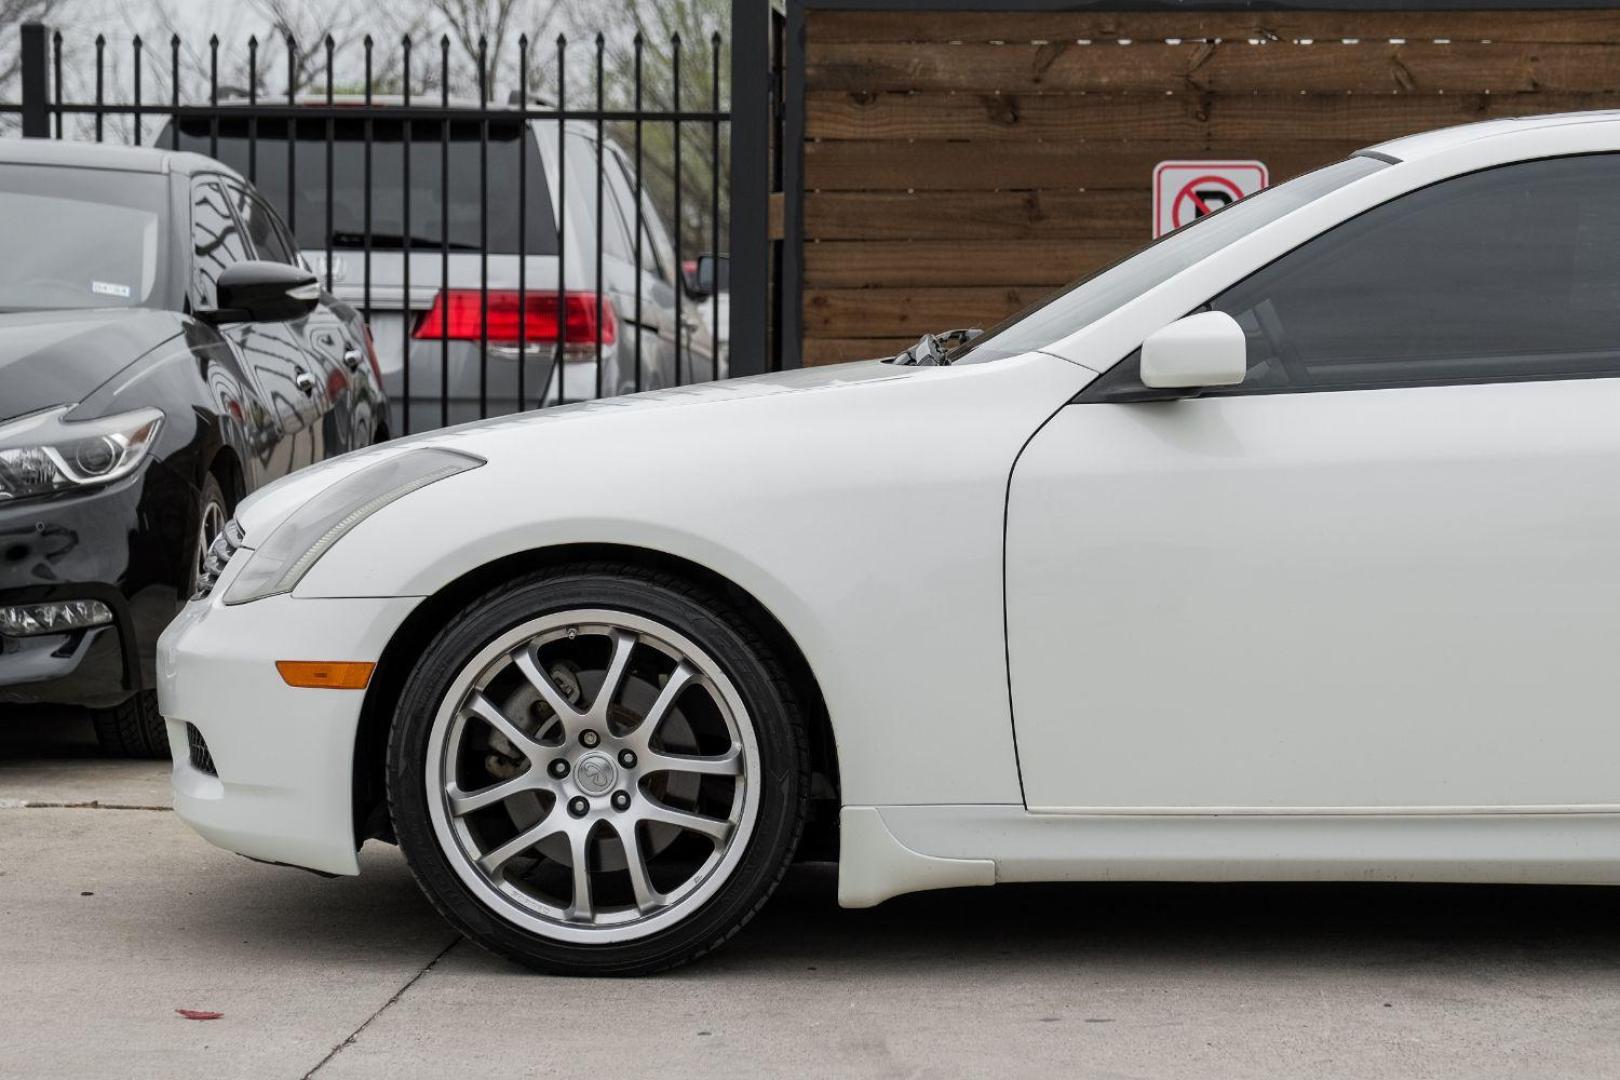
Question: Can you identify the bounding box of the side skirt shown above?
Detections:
[836,804,1620,907]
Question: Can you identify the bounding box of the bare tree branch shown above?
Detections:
[426,0,568,100]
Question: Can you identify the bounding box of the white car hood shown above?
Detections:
[233,360,930,543]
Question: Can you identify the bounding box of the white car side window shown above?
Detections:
[1216,152,1620,392]
[1087,152,1620,400]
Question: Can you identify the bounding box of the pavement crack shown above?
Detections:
[0,798,172,811]
[302,935,461,1078]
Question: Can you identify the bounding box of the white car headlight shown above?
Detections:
[224,447,484,605]
[0,405,164,502]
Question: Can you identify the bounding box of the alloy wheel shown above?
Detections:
[193,497,227,592]
[424,610,761,944]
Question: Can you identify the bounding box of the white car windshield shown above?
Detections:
[953,154,1390,364]
[0,164,168,312]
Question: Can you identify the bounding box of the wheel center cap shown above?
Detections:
[574,751,618,796]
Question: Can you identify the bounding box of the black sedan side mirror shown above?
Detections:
[198,261,320,324]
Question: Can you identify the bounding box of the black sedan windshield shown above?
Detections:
[0,164,169,313]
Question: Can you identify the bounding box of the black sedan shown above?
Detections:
[0,139,390,756]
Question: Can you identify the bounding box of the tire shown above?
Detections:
[388,564,809,976]
[92,690,168,758]
[94,475,228,760]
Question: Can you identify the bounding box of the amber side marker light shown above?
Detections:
[276,661,376,690]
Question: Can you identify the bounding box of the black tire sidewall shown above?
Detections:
[92,691,168,759]
[387,569,805,976]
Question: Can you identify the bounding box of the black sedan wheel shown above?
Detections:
[92,474,227,759]
[388,564,809,975]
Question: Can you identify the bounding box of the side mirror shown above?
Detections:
[690,253,729,299]
[198,260,320,325]
[1139,311,1247,391]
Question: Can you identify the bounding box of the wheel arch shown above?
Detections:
[350,542,840,855]
[207,445,246,507]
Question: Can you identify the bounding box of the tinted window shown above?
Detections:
[166,117,558,255]
[1215,153,1620,391]
[191,179,252,308]
[1092,153,1620,399]
[226,180,299,265]
[0,164,169,312]
[954,156,1388,364]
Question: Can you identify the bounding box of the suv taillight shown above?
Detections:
[412,289,617,348]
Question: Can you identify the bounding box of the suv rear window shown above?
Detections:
[165,116,558,256]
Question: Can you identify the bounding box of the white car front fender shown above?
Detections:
[291,353,1091,807]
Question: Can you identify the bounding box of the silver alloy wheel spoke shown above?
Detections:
[640,801,734,843]
[464,691,539,759]
[565,825,596,920]
[623,660,699,752]
[196,501,224,583]
[447,771,546,817]
[513,645,586,734]
[613,818,666,914]
[590,628,638,722]
[477,816,563,875]
[642,746,744,777]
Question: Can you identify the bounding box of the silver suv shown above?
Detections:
[161,98,721,433]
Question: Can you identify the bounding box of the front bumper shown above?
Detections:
[0,464,196,707]
[158,574,419,876]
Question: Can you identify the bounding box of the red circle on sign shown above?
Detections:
[1171,175,1246,230]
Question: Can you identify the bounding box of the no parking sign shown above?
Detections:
[1153,161,1269,238]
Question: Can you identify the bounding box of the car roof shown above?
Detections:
[0,136,240,179]
[1370,110,1620,161]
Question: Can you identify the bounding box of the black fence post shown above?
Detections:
[19,23,50,138]
[729,0,772,375]
[779,1,803,369]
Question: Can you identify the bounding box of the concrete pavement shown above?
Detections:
[6,711,1620,1079]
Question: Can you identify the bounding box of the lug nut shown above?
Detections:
[618,749,637,769]
[568,796,590,818]
[548,759,570,779]
[611,791,631,811]
[580,729,600,748]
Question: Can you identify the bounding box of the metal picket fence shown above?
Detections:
[5,23,733,435]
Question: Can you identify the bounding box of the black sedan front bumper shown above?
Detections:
[0,461,200,708]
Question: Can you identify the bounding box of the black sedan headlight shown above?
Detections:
[0,405,164,502]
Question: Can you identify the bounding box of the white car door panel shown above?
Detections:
[1008,378,1620,812]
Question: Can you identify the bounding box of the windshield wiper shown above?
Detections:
[329,231,481,251]
[886,327,983,367]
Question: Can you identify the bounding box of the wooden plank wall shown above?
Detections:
[798,8,1620,365]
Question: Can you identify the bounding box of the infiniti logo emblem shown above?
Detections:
[574,752,617,796]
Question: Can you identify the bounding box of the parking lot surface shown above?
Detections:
[6,713,1620,1080]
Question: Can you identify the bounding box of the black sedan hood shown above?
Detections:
[0,308,185,424]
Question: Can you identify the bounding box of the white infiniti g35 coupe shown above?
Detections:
[161,112,1620,975]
